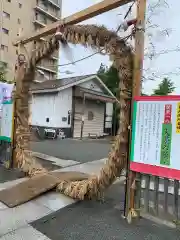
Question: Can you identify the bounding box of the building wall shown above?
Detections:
[30,87,73,137]
[0,0,62,82]
[0,0,34,81]
[73,98,105,138]
[78,79,103,93]
[55,87,72,132]
[31,92,59,128]
[105,102,113,134]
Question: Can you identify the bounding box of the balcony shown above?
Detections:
[33,19,46,28]
[35,5,59,21]
[46,0,61,9]
[51,56,58,60]
[36,65,57,74]
[36,65,57,81]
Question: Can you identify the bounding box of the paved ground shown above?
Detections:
[0,157,180,239]
[30,139,111,163]
[0,157,62,184]
[0,166,25,184]
[0,158,117,239]
[0,138,109,184]
[35,157,61,171]
[31,183,180,240]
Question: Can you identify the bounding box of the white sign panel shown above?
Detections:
[0,100,13,142]
[130,96,180,180]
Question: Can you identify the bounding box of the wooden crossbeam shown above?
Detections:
[13,0,133,46]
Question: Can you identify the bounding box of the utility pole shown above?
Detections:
[127,0,147,223]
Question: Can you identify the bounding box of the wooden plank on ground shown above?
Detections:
[0,171,89,208]
[13,0,132,46]
[50,171,89,182]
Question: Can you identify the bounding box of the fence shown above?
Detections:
[134,173,180,226]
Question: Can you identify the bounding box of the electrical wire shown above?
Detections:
[38,4,135,69]
[40,34,132,68]
[42,32,133,68]
[58,34,132,67]
[124,1,135,19]
[145,47,180,58]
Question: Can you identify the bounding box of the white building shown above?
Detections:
[30,74,117,138]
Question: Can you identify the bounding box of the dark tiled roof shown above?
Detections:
[30,74,96,91]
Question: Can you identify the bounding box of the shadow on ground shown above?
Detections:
[31,183,180,240]
[0,157,61,183]
[0,166,25,184]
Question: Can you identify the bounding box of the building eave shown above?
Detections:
[30,74,119,104]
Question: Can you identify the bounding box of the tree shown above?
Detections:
[97,63,120,135]
[97,63,107,75]
[152,78,175,95]
[140,0,173,82]
[97,63,119,98]
[0,62,8,83]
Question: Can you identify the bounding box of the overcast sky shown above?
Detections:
[58,0,180,95]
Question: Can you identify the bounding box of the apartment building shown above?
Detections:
[0,0,62,82]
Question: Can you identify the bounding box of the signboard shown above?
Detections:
[0,100,13,142]
[0,83,14,107]
[130,95,180,180]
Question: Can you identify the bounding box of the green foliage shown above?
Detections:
[97,63,119,98]
[141,92,148,96]
[152,78,175,96]
[97,63,120,135]
[0,62,8,83]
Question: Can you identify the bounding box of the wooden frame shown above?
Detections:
[12,0,146,223]
[13,0,133,45]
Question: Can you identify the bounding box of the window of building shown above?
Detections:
[2,28,9,35]
[42,16,47,24]
[18,18,21,24]
[1,44,8,52]
[88,111,94,121]
[3,11,10,19]
[19,3,22,8]
[35,12,38,20]
[34,24,40,31]
[7,0,11,2]
[42,0,48,10]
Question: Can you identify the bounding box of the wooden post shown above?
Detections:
[12,28,27,168]
[132,0,146,96]
[127,0,147,223]
[12,56,27,168]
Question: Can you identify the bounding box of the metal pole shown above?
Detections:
[113,103,117,136]
[123,94,132,217]
[80,93,85,139]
